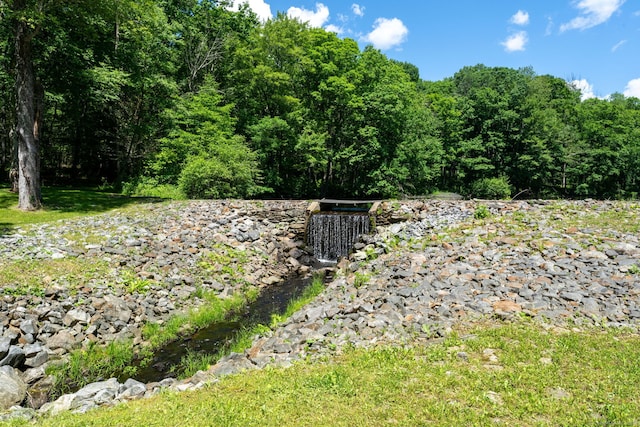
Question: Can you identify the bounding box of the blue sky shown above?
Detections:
[231,0,640,100]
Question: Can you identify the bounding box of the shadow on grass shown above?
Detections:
[41,187,162,213]
[0,222,13,236]
[0,189,17,210]
[0,187,166,236]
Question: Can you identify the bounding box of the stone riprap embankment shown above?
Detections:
[212,200,640,375]
[1,199,640,421]
[0,200,311,414]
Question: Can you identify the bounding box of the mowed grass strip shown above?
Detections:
[18,322,640,427]
[0,186,158,229]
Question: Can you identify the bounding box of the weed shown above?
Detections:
[474,204,491,219]
[172,350,217,379]
[119,269,153,294]
[46,340,136,400]
[353,272,370,289]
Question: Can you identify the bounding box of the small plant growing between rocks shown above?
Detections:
[353,272,370,288]
[474,205,491,220]
[120,269,153,294]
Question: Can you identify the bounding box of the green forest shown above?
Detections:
[2,0,639,207]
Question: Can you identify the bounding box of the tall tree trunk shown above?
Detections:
[14,0,42,210]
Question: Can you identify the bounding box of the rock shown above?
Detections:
[63,309,91,327]
[74,378,120,403]
[19,319,38,336]
[45,330,78,351]
[102,295,132,323]
[23,343,48,368]
[492,300,522,313]
[0,346,26,368]
[0,366,27,410]
[39,394,76,416]
[118,378,147,400]
[0,336,10,359]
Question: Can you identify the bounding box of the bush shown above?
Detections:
[474,204,491,219]
[121,177,186,199]
[470,176,512,199]
[178,153,264,199]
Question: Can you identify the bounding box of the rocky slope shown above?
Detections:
[1,199,639,420]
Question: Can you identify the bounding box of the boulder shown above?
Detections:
[0,346,26,368]
[0,366,27,410]
[102,295,132,323]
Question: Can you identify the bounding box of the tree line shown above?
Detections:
[1,0,639,209]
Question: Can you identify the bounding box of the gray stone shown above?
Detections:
[45,330,78,351]
[0,336,10,359]
[19,319,38,336]
[0,346,26,368]
[74,378,121,402]
[24,350,48,369]
[0,366,27,410]
[118,378,146,400]
[63,309,91,326]
[102,295,132,323]
[560,292,583,303]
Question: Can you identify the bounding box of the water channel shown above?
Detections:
[126,273,324,384]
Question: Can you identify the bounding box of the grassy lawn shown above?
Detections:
[10,322,639,427]
[0,186,157,232]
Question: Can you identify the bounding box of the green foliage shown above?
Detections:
[143,77,266,199]
[197,243,251,285]
[269,274,325,328]
[470,176,512,199]
[178,147,262,199]
[473,204,491,220]
[2,1,639,200]
[172,350,217,379]
[121,178,186,200]
[353,272,370,288]
[46,340,136,400]
[142,288,252,349]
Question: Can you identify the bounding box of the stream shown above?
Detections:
[127,271,329,384]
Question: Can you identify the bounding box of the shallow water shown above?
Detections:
[127,274,317,383]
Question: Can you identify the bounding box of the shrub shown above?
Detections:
[470,176,512,199]
[122,177,186,199]
[178,147,266,199]
[474,204,491,219]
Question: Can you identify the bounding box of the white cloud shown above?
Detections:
[624,78,640,98]
[545,17,554,35]
[287,3,330,28]
[611,39,627,51]
[352,4,365,17]
[571,79,597,100]
[229,0,272,22]
[510,10,530,26]
[560,0,626,32]
[325,24,343,34]
[363,17,408,50]
[501,31,528,52]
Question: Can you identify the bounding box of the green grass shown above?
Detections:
[0,186,159,231]
[268,274,325,328]
[0,258,111,296]
[142,287,258,350]
[46,340,137,399]
[18,322,640,427]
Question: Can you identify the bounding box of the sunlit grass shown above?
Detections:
[23,322,640,427]
[0,258,111,296]
[0,186,159,230]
